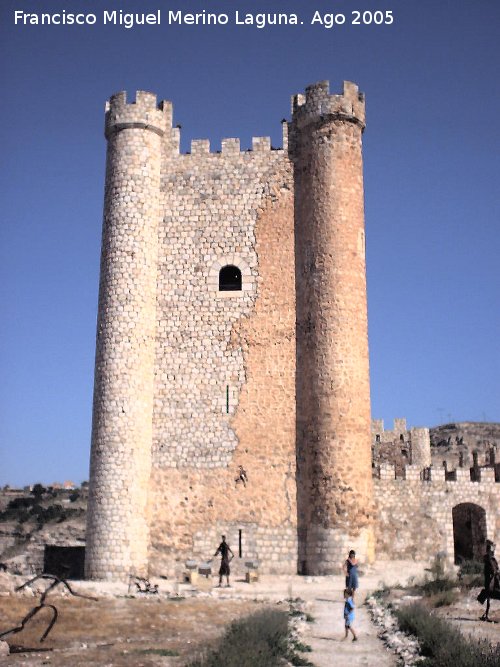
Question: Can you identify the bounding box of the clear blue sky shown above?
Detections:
[1,0,499,487]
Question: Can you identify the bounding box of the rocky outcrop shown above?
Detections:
[0,489,86,575]
[430,422,500,469]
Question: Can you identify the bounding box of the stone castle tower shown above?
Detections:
[85,80,374,581]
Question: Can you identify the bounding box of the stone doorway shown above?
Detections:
[452,503,487,564]
[43,545,85,580]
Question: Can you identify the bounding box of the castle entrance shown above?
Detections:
[452,503,486,564]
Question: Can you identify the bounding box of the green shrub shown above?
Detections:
[419,575,456,597]
[396,603,500,667]
[187,609,312,667]
[458,560,483,576]
[289,609,303,617]
[458,560,484,588]
[31,483,46,500]
[32,503,67,526]
[7,497,35,510]
[290,639,312,653]
[0,494,83,526]
[414,556,457,597]
[432,589,459,608]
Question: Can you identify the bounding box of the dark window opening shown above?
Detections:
[452,503,487,564]
[375,434,380,442]
[238,529,243,558]
[219,265,242,291]
[43,545,85,580]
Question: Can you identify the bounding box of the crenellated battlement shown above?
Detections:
[372,418,407,438]
[291,80,366,130]
[106,89,290,154]
[105,90,172,139]
[372,417,431,468]
[375,458,500,565]
[187,135,280,156]
[376,462,498,484]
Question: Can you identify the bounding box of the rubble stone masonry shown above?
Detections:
[86,93,170,580]
[86,82,498,582]
[292,82,374,574]
[374,463,500,562]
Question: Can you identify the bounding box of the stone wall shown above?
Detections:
[374,463,500,563]
[372,419,431,471]
[152,135,291,469]
[147,140,298,576]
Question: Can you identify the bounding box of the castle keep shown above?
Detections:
[85,80,373,580]
[85,81,499,581]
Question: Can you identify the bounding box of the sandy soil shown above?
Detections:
[0,593,264,666]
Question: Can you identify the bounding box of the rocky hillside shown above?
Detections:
[0,485,87,575]
[430,422,500,468]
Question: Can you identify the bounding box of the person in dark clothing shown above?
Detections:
[482,540,499,620]
[484,540,499,589]
[214,535,234,587]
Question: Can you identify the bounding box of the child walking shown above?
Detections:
[343,588,358,641]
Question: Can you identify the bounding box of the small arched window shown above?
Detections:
[219,265,242,291]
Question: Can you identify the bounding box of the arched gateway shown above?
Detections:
[452,503,487,564]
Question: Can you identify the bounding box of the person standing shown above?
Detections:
[342,588,358,641]
[482,540,499,620]
[343,550,359,597]
[214,535,234,587]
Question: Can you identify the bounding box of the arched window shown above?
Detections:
[219,265,242,291]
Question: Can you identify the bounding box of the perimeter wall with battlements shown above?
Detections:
[374,463,500,563]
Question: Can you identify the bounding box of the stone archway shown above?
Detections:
[452,503,487,564]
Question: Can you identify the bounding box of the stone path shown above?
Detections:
[303,588,397,667]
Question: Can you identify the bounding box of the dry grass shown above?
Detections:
[0,594,266,666]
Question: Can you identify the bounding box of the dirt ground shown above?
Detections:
[0,592,266,666]
[2,562,498,667]
[435,586,500,646]
[0,561,425,667]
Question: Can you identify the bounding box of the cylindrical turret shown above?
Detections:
[85,92,170,580]
[291,81,374,574]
